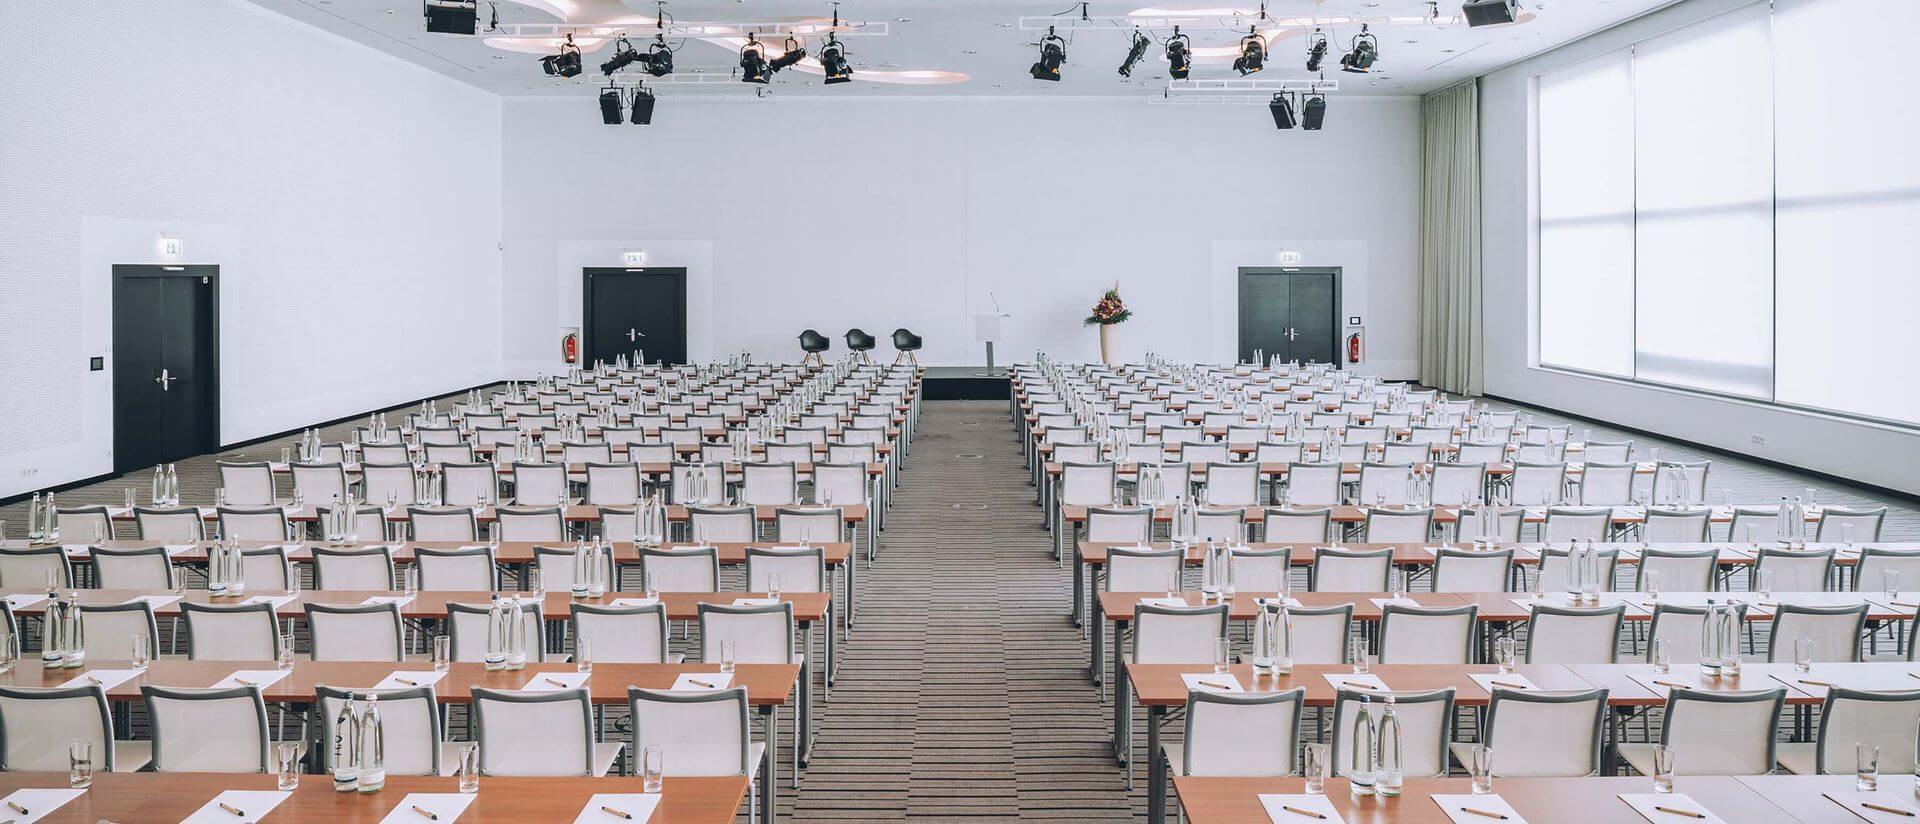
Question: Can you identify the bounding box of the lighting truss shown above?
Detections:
[485,20,890,41]
[1016,13,1464,32]
[1164,77,1338,94]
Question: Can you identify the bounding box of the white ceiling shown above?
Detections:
[248,0,1676,98]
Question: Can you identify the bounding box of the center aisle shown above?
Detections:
[790,399,1137,821]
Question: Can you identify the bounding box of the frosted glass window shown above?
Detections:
[1631,3,1774,398]
[1772,0,1920,424]
[1537,52,1635,377]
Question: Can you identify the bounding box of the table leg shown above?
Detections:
[1071,557,1084,625]
[1148,705,1167,824]
[1091,597,1105,686]
[761,705,779,824]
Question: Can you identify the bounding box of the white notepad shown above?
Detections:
[610,597,661,608]
[2,594,47,611]
[0,787,86,824]
[1827,790,1920,823]
[62,545,90,557]
[60,668,144,691]
[1181,673,1244,693]
[378,792,478,823]
[1627,673,1695,696]
[129,594,182,610]
[1259,793,1344,823]
[732,598,780,607]
[212,669,292,690]
[572,793,662,823]
[163,545,196,557]
[671,672,732,692]
[521,671,591,692]
[239,594,298,610]
[1322,673,1390,693]
[1370,597,1420,610]
[1620,793,1728,823]
[1433,793,1527,824]
[1136,597,1188,608]
[1468,673,1538,693]
[375,670,448,690]
[361,595,415,607]
[178,790,291,824]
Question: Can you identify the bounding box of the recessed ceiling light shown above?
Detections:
[896,17,911,22]
[384,8,396,14]
[1441,48,1457,53]
[997,22,1011,28]
[963,49,978,54]
[492,55,505,59]
[1403,40,1418,44]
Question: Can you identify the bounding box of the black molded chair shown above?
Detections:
[798,329,830,366]
[845,328,876,363]
[890,328,922,365]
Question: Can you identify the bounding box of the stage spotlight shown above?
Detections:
[1462,0,1520,26]
[1302,94,1327,130]
[1118,30,1149,77]
[1340,26,1378,73]
[739,35,771,83]
[423,0,477,34]
[1232,28,1265,75]
[1268,93,1296,129]
[820,37,853,83]
[1165,28,1192,79]
[541,37,583,77]
[599,86,623,124]
[630,87,656,125]
[769,36,807,72]
[601,38,643,75]
[1306,30,1328,72]
[1030,27,1066,81]
[644,39,675,76]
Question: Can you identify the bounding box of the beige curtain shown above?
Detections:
[1419,79,1483,395]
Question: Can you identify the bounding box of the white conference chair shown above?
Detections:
[0,685,150,772]
[1636,548,1717,593]
[1377,604,1477,664]
[90,546,175,590]
[1455,507,1523,545]
[1192,508,1246,543]
[629,687,765,821]
[442,463,499,508]
[1776,687,1920,776]
[472,687,621,776]
[1577,462,1637,506]
[641,546,721,592]
[181,602,281,661]
[496,506,565,543]
[134,507,204,542]
[409,507,479,542]
[1537,547,1618,594]
[1163,688,1306,814]
[447,600,546,663]
[811,463,869,507]
[572,603,676,664]
[1754,547,1837,592]
[415,546,499,591]
[1767,604,1867,663]
[311,545,396,590]
[1509,462,1569,507]
[1543,507,1612,542]
[1617,688,1785,777]
[1454,688,1609,777]
[1583,441,1634,464]
[532,544,617,594]
[1200,463,1258,507]
[218,461,278,506]
[1262,508,1331,544]
[362,463,419,509]
[1254,603,1353,665]
[1330,688,1454,780]
[1229,547,1292,594]
[746,546,825,593]
[511,463,569,507]
[217,507,291,542]
[700,601,801,665]
[316,685,444,775]
[774,508,843,544]
[687,506,754,543]
[56,505,113,543]
[1646,603,1749,665]
[1524,604,1625,663]
[1283,463,1343,507]
[1818,507,1888,543]
[1356,463,1414,507]
[1364,508,1433,544]
[1311,547,1392,592]
[1642,508,1710,543]
[291,463,351,508]
[1429,463,1487,508]
[1086,507,1152,545]
[1649,461,1710,507]
[1431,548,1512,593]
[1856,548,1920,594]
[77,602,161,662]
[742,463,800,507]
[304,602,405,662]
[422,442,473,465]
[1107,547,1185,594]
[142,685,273,773]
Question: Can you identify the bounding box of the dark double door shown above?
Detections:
[1238,267,1340,365]
[113,265,220,473]
[583,268,687,366]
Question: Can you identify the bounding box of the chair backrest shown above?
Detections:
[496,507,564,542]
[531,544,616,594]
[1658,688,1784,775]
[774,508,843,544]
[90,546,175,590]
[423,442,474,465]
[1755,547,1836,592]
[446,600,545,663]
[1583,441,1633,463]
[305,602,405,662]
[1646,603,1749,664]
[573,603,671,664]
[1728,507,1782,544]
[1255,441,1306,464]
[562,442,612,465]
[1815,687,1920,775]
[1192,508,1246,543]
[437,462,497,509]
[78,602,160,661]
[1767,604,1866,664]
[134,507,205,542]
[1330,688,1455,779]
[1106,547,1183,593]
[142,685,270,773]
[1455,506,1523,544]
[1543,506,1612,542]
[1456,443,1507,465]
[291,463,350,506]
[1509,462,1569,507]
[1262,508,1331,543]
[1579,462,1637,506]
[812,463,869,507]
[1060,462,1117,508]
[687,506,754,543]
[1364,508,1433,543]
[746,546,826,593]
[1229,548,1292,593]
[1431,548,1512,593]
[1311,547,1392,592]
[511,463,568,506]
[1650,461,1710,506]
[1537,548,1618,594]
[1130,604,1230,664]
[0,685,119,771]
[218,461,278,506]
[1636,548,1717,593]
[362,463,419,509]
[1357,463,1414,507]
[1255,603,1353,664]
[472,687,594,776]
[583,462,642,507]
[640,546,721,592]
[742,463,799,507]
[311,546,396,590]
[1429,463,1487,508]
[1856,549,1920,594]
[1481,688,1609,776]
[217,507,289,542]
[316,685,442,775]
[1180,689,1305,776]
[1201,463,1258,507]
[1818,507,1887,543]
[1378,604,1477,664]
[629,687,753,776]
[181,602,281,660]
[1182,442,1231,466]
[699,601,795,664]
[1086,507,1152,544]
[1642,508,1710,543]
[1524,604,1624,664]
[416,546,498,591]
[1283,463,1343,507]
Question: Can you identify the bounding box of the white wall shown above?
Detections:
[499,96,1421,376]
[1479,0,1920,495]
[0,0,504,499]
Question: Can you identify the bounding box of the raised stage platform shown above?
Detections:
[923,365,1011,401]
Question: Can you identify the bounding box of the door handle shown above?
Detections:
[1285,328,1299,341]
[155,368,177,391]
[629,329,645,341]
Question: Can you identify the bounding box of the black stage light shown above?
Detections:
[630,87,655,124]
[1340,26,1377,73]
[769,36,808,72]
[1302,94,1327,130]
[541,38,583,77]
[644,39,675,76]
[1165,28,1192,79]
[1030,28,1066,81]
[601,38,642,75]
[1118,30,1149,77]
[1306,30,1328,72]
[423,0,476,34]
[1232,28,1265,75]
[1462,0,1520,26]
[1269,93,1296,129]
[599,86,624,124]
[820,38,853,83]
[739,35,771,83]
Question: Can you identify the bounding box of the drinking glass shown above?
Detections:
[1349,636,1370,675]
[1495,637,1517,674]
[644,571,660,601]
[68,740,93,789]
[1794,637,1814,674]
[278,634,297,671]
[1842,524,1857,548]
[1167,568,1182,601]
[576,638,593,674]
[1859,743,1881,791]
[432,636,451,672]
[1303,743,1329,795]
[456,743,480,793]
[1214,637,1231,674]
[720,638,737,674]
[528,569,543,595]
[124,488,136,511]
[642,744,665,794]
[131,634,150,671]
[1755,569,1774,600]
[277,742,302,790]
[404,566,420,597]
[1652,639,1672,675]
[1653,744,1676,794]
[767,572,783,602]
[1885,570,1901,603]
[1468,745,1493,795]
[1644,570,1661,601]
[288,567,303,599]
[216,487,227,508]
[1390,569,1408,601]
